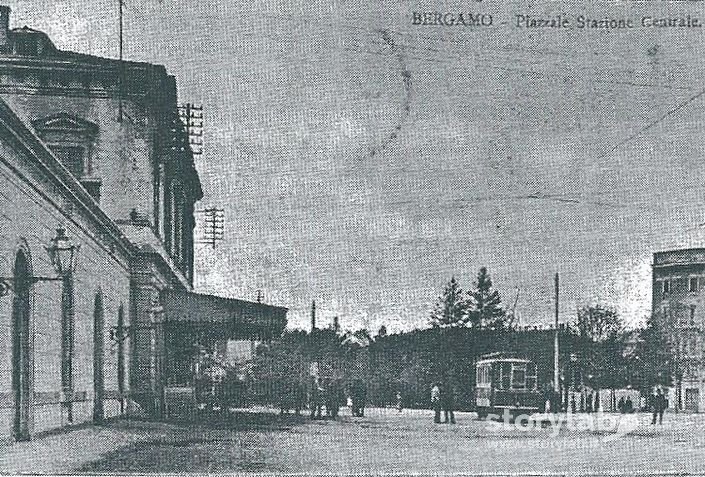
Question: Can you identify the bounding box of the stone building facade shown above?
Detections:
[0,6,286,441]
[652,248,705,412]
[0,98,133,440]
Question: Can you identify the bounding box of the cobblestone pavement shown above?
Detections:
[2,408,705,474]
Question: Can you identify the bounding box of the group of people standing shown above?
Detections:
[430,383,456,424]
[617,396,635,414]
[304,377,367,420]
[283,379,672,427]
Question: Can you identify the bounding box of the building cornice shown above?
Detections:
[134,245,192,292]
[0,97,137,263]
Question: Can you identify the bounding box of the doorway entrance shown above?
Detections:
[685,388,699,412]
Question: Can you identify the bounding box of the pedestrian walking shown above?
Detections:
[594,390,600,412]
[618,396,626,414]
[323,378,334,418]
[542,383,554,413]
[625,396,634,413]
[396,391,403,413]
[279,378,296,415]
[586,392,593,413]
[310,377,324,420]
[550,389,561,414]
[351,379,366,417]
[651,388,667,425]
[328,378,343,419]
[431,383,441,423]
[442,382,456,424]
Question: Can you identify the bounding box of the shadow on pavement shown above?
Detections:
[173,409,311,430]
[77,411,312,473]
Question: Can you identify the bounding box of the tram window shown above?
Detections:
[512,365,526,389]
[501,363,511,389]
[481,366,490,385]
[477,365,489,385]
[492,365,501,387]
[526,363,537,390]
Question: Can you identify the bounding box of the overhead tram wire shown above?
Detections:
[238,15,705,212]
[234,29,694,213]
[595,88,705,161]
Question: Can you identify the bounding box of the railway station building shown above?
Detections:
[0,6,286,441]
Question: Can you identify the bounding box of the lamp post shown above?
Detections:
[45,227,80,423]
[0,228,79,294]
[0,228,80,422]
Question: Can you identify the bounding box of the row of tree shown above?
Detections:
[246,268,676,410]
[429,268,511,330]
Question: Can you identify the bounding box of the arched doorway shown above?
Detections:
[93,291,104,423]
[12,250,32,441]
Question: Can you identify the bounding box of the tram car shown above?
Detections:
[475,354,543,418]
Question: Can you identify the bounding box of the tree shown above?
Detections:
[576,304,622,342]
[250,330,309,404]
[467,267,507,330]
[377,325,388,338]
[429,276,468,328]
[573,305,627,389]
[634,312,675,392]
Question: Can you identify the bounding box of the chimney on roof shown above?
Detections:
[0,6,10,51]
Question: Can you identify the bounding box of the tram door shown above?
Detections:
[685,388,699,412]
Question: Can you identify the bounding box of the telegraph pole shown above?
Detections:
[178,103,204,155]
[554,272,560,393]
[117,0,124,122]
[311,300,317,331]
[195,207,224,248]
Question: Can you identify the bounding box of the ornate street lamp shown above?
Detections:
[0,227,80,296]
[45,227,79,423]
[0,227,80,421]
[47,227,80,423]
[46,227,80,277]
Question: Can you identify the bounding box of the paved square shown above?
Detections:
[3,408,705,474]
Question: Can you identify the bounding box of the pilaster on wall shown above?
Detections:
[129,259,168,418]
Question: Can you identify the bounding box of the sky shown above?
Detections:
[10,0,705,332]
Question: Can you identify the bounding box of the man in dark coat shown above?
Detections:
[310,378,324,420]
[279,379,296,415]
[652,388,667,425]
[327,379,343,419]
[351,379,367,417]
[442,383,456,424]
[618,396,626,414]
[625,396,634,413]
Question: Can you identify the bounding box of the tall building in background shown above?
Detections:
[652,248,705,412]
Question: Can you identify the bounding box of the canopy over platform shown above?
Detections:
[161,290,288,340]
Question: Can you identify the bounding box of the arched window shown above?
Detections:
[12,249,32,441]
[93,291,105,423]
[31,113,101,202]
[170,180,184,266]
[117,304,126,414]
